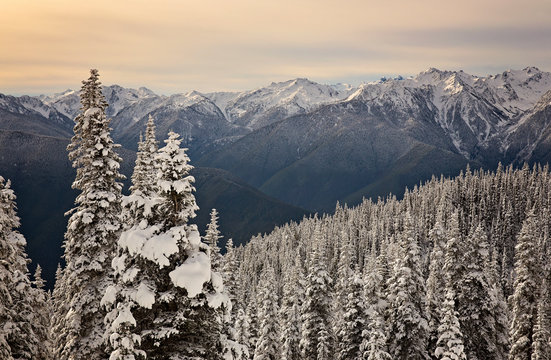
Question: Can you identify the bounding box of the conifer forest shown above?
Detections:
[2,70,551,359]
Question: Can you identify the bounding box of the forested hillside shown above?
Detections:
[228,163,551,359]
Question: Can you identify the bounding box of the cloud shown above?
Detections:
[1,0,550,95]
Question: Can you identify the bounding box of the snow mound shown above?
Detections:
[169,251,211,297]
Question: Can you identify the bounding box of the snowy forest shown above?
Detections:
[1,70,551,360]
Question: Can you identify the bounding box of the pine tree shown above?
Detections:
[253,266,280,360]
[299,228,333,360]
[130,114,159,196]
[337,270,367,360]
[0,176,16,360]
[426,217,447,356]
[434,289,466,360]
[123,114,160,225]
[509,210,541,360]
[279,253,303,360]
[31,265,53,360]
[361,256,392,360]
[104,116,158,360]
[55,69,124,360]
[110,131,231,359]
[458,223,508,360]
[386,213,429,360]
[205,208,223,271]
[50,264,67,359]
[0,177,49,360]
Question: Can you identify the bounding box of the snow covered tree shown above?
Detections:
[204,208,223,271]
[130,114,159,196]
[434,289,466,360]
[55,69,124,360]
[221,237,239,315]
[0,176,50,360]
[458,223,508,360]
[337,270,367,360]
[107,131,232,359]
[123,114,160,226]
[300,228,334,360]
[0,176,16,360]
[386,213,429,360]
[509,210,541,360]
[425,217,447,356]
[50,264,67,358]
[30,265,53,360]
[280,253,304,360]
[253,266,280,360]
[361,256,391,360]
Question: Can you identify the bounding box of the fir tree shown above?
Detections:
[279,253,303,360]
[337,270,367,360]
[204,208,223,271]
[362,256,391,360]
[0,177,49,360]
[55,69,124,360]
[386,213,429,360]
[0,176,16,360]
[509,210,541,360]
[299,228,333,360]
[434,289,466,360]
[253,266,280,360]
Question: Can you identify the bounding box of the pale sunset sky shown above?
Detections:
[1,0,551,95]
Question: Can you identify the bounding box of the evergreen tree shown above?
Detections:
[426,217,447,356]
[362,256,391,360]
[509,210,541,360]
[56,69,124,360]
[386,213,429,360]
[434,289,466,360]
[299,228,333,360]
[279,253,303,360]
[123,114,159,225]
[205,208,223,271]
[130,114,159,196]
[253,266,279,360]
[0,177,50,360]
[337,270,367,360]
[31,265,53,360]
[0,176,16,360]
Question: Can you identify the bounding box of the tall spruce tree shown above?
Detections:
[253,266,280,360]
[434,289,466,360]
[299,227,334,360]
[55,69,124,360]
[0,176,17,360]
[509,210,541,360]
[104,116,160,360]
[386,213,429,360]
[0,176,50,360]
[204,208,223,271]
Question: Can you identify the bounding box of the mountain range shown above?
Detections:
[2,66,551,285]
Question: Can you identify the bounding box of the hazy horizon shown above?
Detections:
[2,0,551,95]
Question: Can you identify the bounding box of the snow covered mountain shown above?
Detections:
[2,67,551,209]
[205,78,355,130]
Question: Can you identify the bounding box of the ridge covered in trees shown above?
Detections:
[1,70,551,359]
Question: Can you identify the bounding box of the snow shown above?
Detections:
[101,285,117,307]
[135,282,155,309]
[141,230,179,267]
[111,305,136,330]
[118,225,182,267]
[169,251,211,297]
[84,107,101,117]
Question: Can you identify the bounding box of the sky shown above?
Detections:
[1,0,551,95]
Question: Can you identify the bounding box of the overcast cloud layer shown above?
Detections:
[2,0,551,95]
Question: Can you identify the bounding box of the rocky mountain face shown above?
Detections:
[2,67,551,284]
